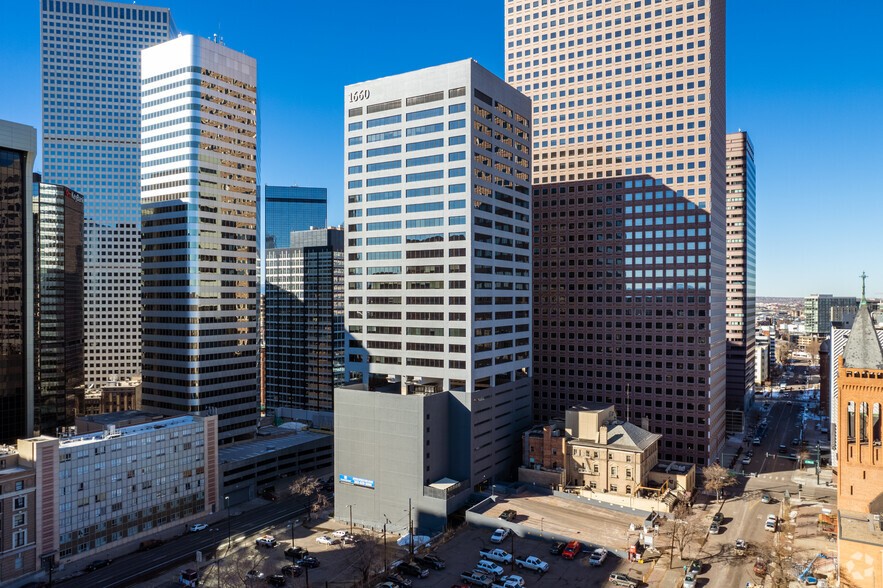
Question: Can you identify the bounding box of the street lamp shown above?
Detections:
[346,504,353,535]
[224,495,231,551]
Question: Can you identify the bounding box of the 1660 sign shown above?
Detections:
[348,89,370,103]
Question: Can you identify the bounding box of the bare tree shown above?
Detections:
[289,475,329,521]
[666,503,701,567]
[805,338,821,363]
[702,463,737,502]
[797,449,810,470]
[201,547,270,588]
[348,536,384,586]
[775,340,792,365]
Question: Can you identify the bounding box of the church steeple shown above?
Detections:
[843,274,883,370]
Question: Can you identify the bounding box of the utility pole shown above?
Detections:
[347,504,353,535]
[408,498,414,558]
[510,531,516,572]
[382,514,390,572]
[224,495,231,551]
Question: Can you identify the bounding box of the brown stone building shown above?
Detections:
[0,445,39,584]
[836,295,883,587]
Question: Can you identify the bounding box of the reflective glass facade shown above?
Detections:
[265,228,344,413]
[261,186,327,250]
[140,36,259,444]
[40,0,175,386]
[34,182,84,435]
[0,121,36,444]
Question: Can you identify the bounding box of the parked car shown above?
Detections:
[499,509,517,522]
[316,535,338,545]
[384,572,412,588]
[709,522,720,535]
[561,541,582,560]
[741,456,751,465]
[332,529,349,538]
[608,573,638,588]
[754,558,768,575]
[688,560,702,574]
[515,555,549,573]
[550,541,566,555]
[490,528,510,544]
[397,562,429,578]
[189,523,209,532]
[735,539,748,555]
[256,535,278,548]
[246,570,266,581]
[297,557,320,569]
[415,553,446,570]
[85,559,112,572]
[267,574,286,587]
[343,534,362,544]
[683,574,697,588]
[761,493,772,504]
[281,565,303,577]
[712,512,723,524]
[285,546,308,559]
[498,575,525,587]
[588,548,608,566]
[765,515,777,532]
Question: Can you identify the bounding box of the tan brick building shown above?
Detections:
[836,296,883,587]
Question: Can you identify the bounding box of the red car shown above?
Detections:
[562,541,582,560]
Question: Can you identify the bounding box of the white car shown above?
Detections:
[683,574,697,588]
[316,535,338,545]
[476,560,504,577]
[498,576,525,588]
[332,529,348,538]
[189,523,208,532]
[741,456,751,465]
[489,528,510,544]
[588,548,608,566]
[765,515,777,532]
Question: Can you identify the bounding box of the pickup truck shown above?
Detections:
[479,548,513,564]
[460,570,493,587]
[514,555,549,573]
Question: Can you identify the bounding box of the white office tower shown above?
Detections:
[140,35,259,444]
[335,60,532,532]
[40,0,176,386]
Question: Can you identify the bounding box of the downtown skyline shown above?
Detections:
[1,0,881,298]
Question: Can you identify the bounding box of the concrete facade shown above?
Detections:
[335,60,533,533]
[140,35,259,444]
[805,295,859,337]
[506,0,728,466]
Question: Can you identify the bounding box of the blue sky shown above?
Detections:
[2,1,881,298]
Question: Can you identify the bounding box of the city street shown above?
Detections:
[691,395,835,587]
[56,495,313,588]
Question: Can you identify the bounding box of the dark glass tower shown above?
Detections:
[34,181,85,435]
[0,120,36,444]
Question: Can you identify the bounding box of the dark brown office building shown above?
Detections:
[0,121,36,444]
[724,132,756,433]
[34,180,84,435]
[507,1,728,465]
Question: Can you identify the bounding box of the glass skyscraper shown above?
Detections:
[34,180,85,435]
[0,120,36,444]
[260,185,328,250]
[40,0,176,387]
[140,35,259,444]
[265,228,344,415]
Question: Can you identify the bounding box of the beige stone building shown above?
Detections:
[565,404,660,495]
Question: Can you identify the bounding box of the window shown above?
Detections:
[13,496,26,509]
[13,530,27,548]
[13,513,25,527]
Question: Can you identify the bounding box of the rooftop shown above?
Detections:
[218,427,329,465]
[843,301,883,370]
[839,509,883,547]
[57,415,199,448]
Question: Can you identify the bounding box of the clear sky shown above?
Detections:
[2,1,881,298]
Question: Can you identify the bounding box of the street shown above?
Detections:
[57,495,312,588]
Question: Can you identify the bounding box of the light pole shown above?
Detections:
[347,504,353,535]
[224,495,231,551]
[381,514,390,572]
[540,517,544,539]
